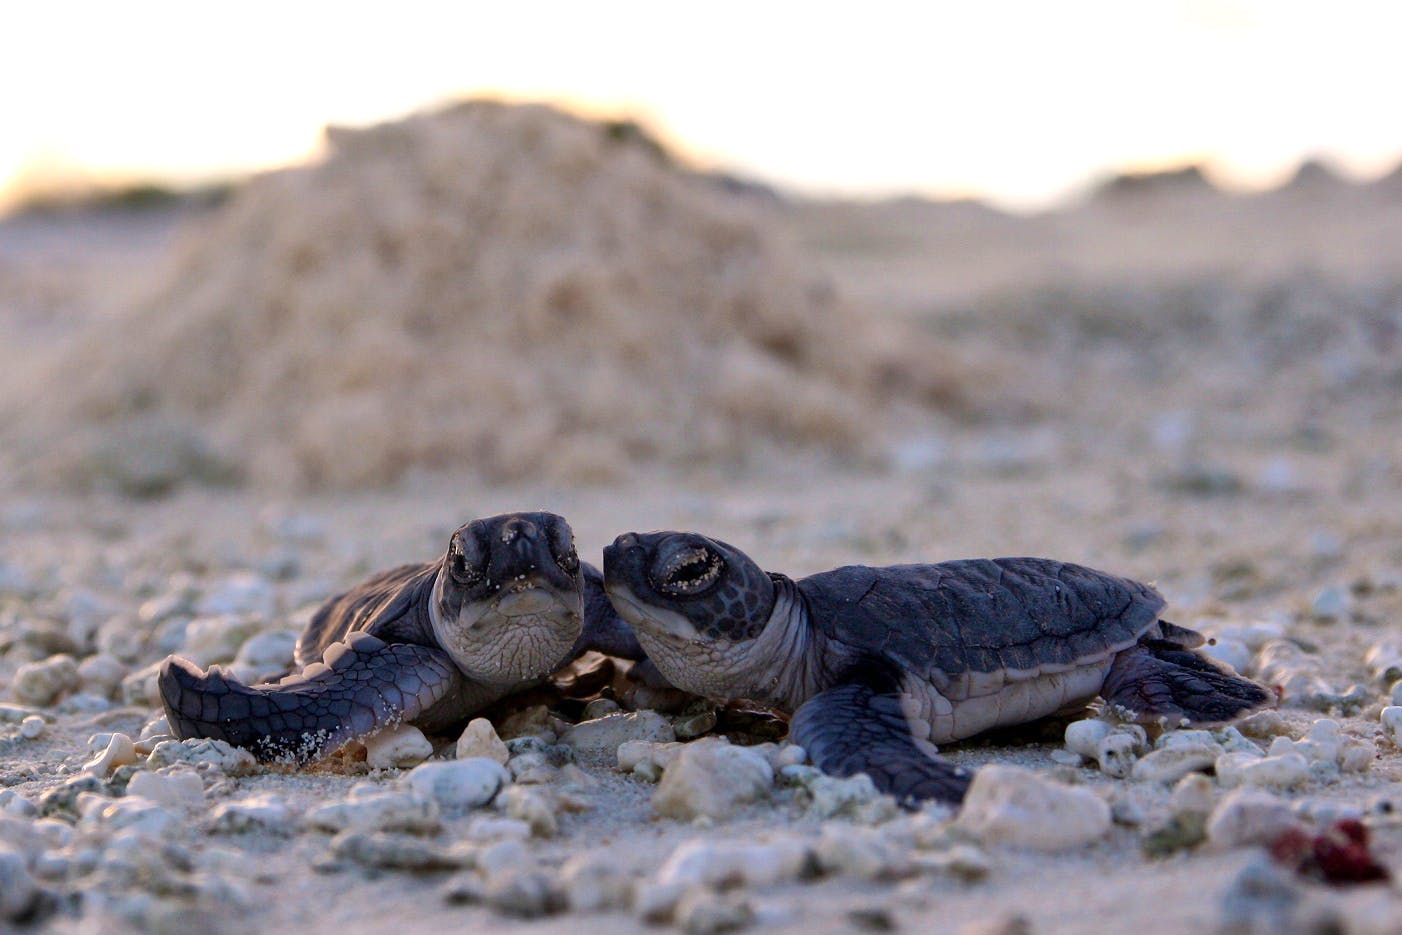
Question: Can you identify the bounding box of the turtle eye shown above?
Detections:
[448,537,483,586]
[655,546,724,596]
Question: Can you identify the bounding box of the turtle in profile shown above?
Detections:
[160,511,643,763]
[603,531,1272,803]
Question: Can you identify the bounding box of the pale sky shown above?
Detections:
[4,0,1402,211]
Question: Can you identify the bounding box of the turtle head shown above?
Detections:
[602,530,776,643]
[431,511,584,682]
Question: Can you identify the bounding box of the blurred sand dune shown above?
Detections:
[0,101,1397,496]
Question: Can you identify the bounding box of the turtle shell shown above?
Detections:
[797,557,1165,692]
[294,562,438,667]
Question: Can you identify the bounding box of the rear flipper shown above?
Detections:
[158,632,465,764]
[1100,641,1272,726]
[790,680,972,805]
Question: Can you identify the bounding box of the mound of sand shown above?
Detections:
[5,101,963,490]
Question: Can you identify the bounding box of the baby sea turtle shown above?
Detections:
[603,531,1272,803]
[160,511,641,763]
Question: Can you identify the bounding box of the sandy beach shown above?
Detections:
[1,104,1400,933]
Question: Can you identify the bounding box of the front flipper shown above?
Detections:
[789,680,973,805]
[158,632,464,764]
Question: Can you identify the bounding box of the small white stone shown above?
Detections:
[805,773,899,824]
[476,838,531,879]
[1215,752,1262,787]
[1237,753,1310,789]
[18,715,45,740]
[176,615,266,667]
[1389,680,1402,707]
[1295,799,1365,825]
[1204,638,1252,674]
[1155,730,1222,751]
[1169,773,1215,817]
[634,880,688,925]
[651,739,773,821]
[146,738,257,776]
[0,704,39,724]
[499,786,556,838]
[77,653,129,698]
[1365,639,1402,684]
[673,888,754,935]
[210,794,294,834]
[658,837,811,889]
[912,843,993,881]
[463,816,532,842]
[84,798,181,837]
[120,661,164,708]
[126,769,205,810]
[455,718,509,765]
[139,714,172,742]
[560,852,635,912]
[1214,621,1285,652]
[1131,744,1220,784]
[1309,586,1351,621]
[0,843,37,922]
[560,711,675,759]
[196,573,276,618]
[229,629,297,682]
[60,692,113,714]
[306,789,440,834]
[365,724,433,769]
[406,758,510,811]
[484,868,561,918]
[84,733,137,776]
[12,654,80,707]
[814,825,911,880]
[0,790,37,818]
[1338,738,1375,773]
[506,751,554,782]
[632,760,664,783]
[581,698,621,719]
[497,705,558,742]
[954,765,1111,851]
[617,739,684,772]
[773,744,808,769]
[1095,732,1140,778]
[1214,727,1263,757]
[1064,719,1114,758]
[1206,789,1304,849]
[1110,796,1146,827]
[1381,706,1402,746]
[1236,710,1290,740]
[1049,749,1084,766]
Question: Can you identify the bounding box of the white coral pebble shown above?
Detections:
[406,757,510,811]
[1096,733,1139,778]
[1238,753,1310,789]
[954,765,1111,851]
[1130,744,1219,784]
[365,723,433,769]
[651,739,773,821]
[1206,789,1304,849]
[1381,706,1402,747]
[1064,719,1113,759]
[84,733,137,776]
[126,769,205,810]
[455,718,509,765]
[657,837,810,889]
